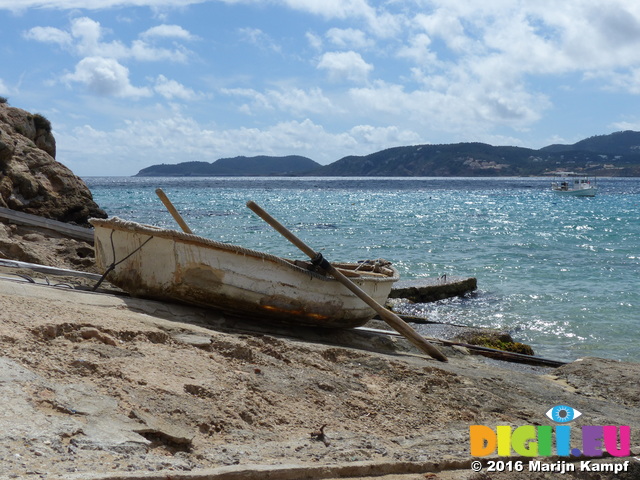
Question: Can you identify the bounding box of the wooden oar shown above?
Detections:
[246,200,448,362]
[155,188,193,234]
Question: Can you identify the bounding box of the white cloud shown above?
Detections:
[238,27,281,53]
[23,26,72,46]
[129,39,190,62]
[70,16,129,58]
[397,33,438,66]
[317,51,373,83]
[280,0,401,37]
[0,0,206,10]
[265,87,336,115]
[594,67,640,95]
[537,2,640,71]
[348,124,421,146]
[348,79,549,137]
[279,0,375,20]
[11,0,640,176]
[154,74,201,100]
[23,17,195,101]
[408,1,640,76]
[611,120,640,132]
[24,16,191,62]
[62,56,151,98]
[140,24,196,41]
[221,86,337,116]
[326,28,373,50]
[412,10,470,54]
[56,112,424,174]
[306,31,323,50]
[222,88,272,112]
[0,78,9,96]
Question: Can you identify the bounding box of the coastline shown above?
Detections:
[0,223,638,479]
[85,176,640,363]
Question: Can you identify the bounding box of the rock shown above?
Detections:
[452,329,535,355]
[0,358,150,457]
[0,220,99,272]
[131,409,194,446]
[0,101,106,226]
[78,327,118,346]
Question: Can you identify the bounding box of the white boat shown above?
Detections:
[90,217,399,328]
[551,173,597,197]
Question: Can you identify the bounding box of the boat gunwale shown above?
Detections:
[90,217,399,284]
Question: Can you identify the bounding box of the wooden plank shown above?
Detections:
[0,207,94,243]
[356,326,566,368]
[389,276,477,303]
[0,259,103,281]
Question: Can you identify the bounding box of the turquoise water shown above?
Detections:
[85,177,640,363]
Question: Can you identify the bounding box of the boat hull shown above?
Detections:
[551,187,597,197]
[90,218,399,328]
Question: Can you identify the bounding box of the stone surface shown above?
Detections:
[0,276,638,480]
[0,102,106,226]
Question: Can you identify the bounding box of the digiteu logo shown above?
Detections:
[470,405,631,458]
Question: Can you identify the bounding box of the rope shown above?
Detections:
[92,230,154,292]
[91,217,399,284]
[310,252,331,271]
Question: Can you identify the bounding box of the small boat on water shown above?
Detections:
[90,217,399,328]
[550,173,597,197]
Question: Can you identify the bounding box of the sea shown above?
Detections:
[84,176,640,364]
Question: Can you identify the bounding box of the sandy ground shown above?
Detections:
[0,221,639,480]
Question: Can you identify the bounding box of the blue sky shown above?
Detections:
[2,1,640,176]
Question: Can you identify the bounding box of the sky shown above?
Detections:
[2,1,640,176]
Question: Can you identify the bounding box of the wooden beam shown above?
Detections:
[0,207,94,243]
[0,259,103,281]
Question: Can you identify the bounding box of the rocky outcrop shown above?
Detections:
[0,102,106,226]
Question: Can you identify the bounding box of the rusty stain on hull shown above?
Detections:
[259,294,341,322]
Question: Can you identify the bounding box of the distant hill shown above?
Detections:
[311,143,538,176]
[136,131,640,177]
[541,130,640,155]
[135,155,321,176]
[311,131,640,177]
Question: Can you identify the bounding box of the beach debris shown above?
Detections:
[388,276,477,303]
[310,424,330,446]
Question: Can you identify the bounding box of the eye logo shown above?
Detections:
[546,405,582,423]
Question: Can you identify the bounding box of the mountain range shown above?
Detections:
[135,155,320,177]
[135,130,640,177]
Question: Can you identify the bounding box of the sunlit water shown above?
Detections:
[86,176,640,363]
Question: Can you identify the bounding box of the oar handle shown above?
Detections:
[156,188,193,234]
[246,201,315,257]
[246,200,448,362]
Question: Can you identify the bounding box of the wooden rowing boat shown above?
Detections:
[90,217,399,328]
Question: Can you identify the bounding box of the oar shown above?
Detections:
[246,200,448,362]
[155,188,193,234]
